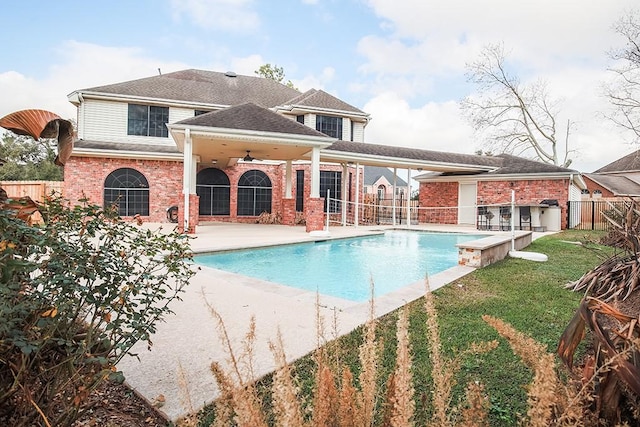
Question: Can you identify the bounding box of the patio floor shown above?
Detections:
[117,222,506,421]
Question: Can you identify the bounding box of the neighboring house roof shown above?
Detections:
[583,173,640,196]
[175,102,333,138]
[364,166,408,186]
[282,89,367,116]
[594,149,640,173]
[74,69,301,108]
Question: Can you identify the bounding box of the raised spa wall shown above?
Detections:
[457,232,533,268]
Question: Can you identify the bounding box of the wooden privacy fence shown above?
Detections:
[0,181,63,202]
[362,194,419,224]
[567,198,638,231]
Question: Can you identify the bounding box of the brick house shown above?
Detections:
[583,149,640,198]
[59,68,588,233]
[363,166,409,200]
[65,69,375,232]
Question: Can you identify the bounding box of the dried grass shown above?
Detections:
[388,307,415,427]
[459,382,489,427]
[356,279,379,427]
[199,278,609,427]
[269,329,306,427]
[483,315,561,427]
[338,367,359,427]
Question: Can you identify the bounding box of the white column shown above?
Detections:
[406,168,411,228]
[285,160,292,198]
[183,129,192,231]
[342,163,348,226]
[392,167,398,226]
[311,147,320,198]
[354,162,360,227]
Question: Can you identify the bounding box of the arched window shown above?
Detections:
[377,184,386,200]
[196,168,230,215]
[237,170,272,216]
[104,168,149,216]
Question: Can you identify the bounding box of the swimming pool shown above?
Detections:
[193,230,484,302]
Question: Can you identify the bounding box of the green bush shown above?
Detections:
[0,197,196,426]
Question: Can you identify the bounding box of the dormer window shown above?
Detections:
[128,104,169,137]
[316,115,342,139]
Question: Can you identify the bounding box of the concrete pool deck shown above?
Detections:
[117,222,549,421]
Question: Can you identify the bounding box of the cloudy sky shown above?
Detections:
[1,0,637,172]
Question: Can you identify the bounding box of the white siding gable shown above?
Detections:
[79,99,194,147]
[352,121,365,142]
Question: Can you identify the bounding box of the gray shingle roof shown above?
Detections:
[175,102,334,138]
[285,89,366,115]
[364,166,408,186]
[594,149,640,173]
[325,141,502,168]
[80,69,302,108]
[584,173,640,196]
[74,140,181,154]
[487,154,579,175]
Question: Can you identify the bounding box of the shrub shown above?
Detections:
[0,196,196,426]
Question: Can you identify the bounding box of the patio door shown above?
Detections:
[458,183,476,225]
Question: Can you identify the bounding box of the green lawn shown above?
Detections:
[196,230,611,426]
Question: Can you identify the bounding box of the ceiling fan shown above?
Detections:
[242,150,255,162]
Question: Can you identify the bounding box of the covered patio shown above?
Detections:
[168,105,499,234]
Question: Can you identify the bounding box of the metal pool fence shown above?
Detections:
[566,199,635,231]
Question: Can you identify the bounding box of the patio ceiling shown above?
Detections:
[168,124,333,168]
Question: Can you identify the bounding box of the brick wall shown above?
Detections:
[419,178,571,229]
[197,163,283,223]
[477,179,569,229]
[65,157,361,227]
[418,182,458,224]
[582,176,614,197]
[63,156,183,222]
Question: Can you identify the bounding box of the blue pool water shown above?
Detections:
[194,230,484,302]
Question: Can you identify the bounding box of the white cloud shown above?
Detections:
[0,41,187,121]
[228,54,265,75]
[170,0,259,32]
[354,0,640,172]
[364,92,475,153]
[294,67,336,92]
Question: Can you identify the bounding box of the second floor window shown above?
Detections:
[316,115,342,139]
[128,104,169,137]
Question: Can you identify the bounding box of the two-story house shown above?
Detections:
[64,69,371,232]
[49,68,588,233]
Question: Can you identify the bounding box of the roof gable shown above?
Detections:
[594,149,640,173]
[175,102,332,138]
[285,89,367,115]
[584,173,640,196]
[364,166,408,186]
[77,69,301,108]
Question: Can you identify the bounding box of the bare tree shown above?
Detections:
[461,43,573,167]
[605,10,640,143]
